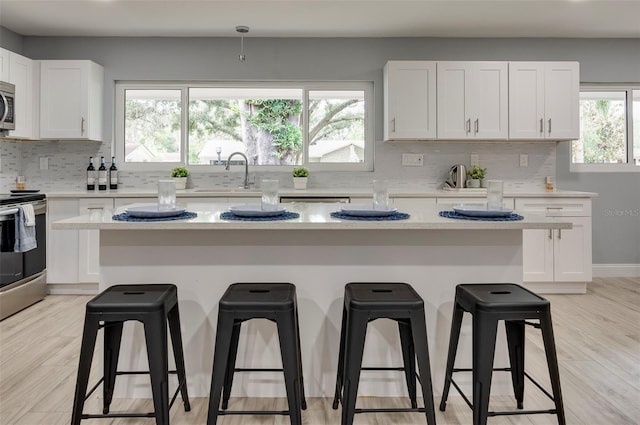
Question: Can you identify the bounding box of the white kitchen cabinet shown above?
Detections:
[516,198,592,293]
[437,61,508,139]
[509,62,580,140]
[78,198,114,282]
[0,49,38,139]
[40,60,103,140]
[383,61,437,140]
[47,198,80,284]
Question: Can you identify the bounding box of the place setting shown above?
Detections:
[330,180,410,221]
[112,180,197,221]
[221,179,300,221]
[439,180,524,221]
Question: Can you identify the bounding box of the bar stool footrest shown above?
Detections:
[218,409,290,416]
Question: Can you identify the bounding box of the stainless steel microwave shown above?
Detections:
[0,81,16,131]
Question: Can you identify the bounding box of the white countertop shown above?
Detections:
[53,202,572,231]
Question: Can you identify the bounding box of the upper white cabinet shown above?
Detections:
[509,62,580,140]
[384,61,436,140]
[437,61,508,140]
[40,60,103,141]
[0,48,37,139]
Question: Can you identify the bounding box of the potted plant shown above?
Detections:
[466,165,486,188]
[171,166,189,190]
[292,167,309,190]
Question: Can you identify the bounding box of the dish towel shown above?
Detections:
[14,205,37,252]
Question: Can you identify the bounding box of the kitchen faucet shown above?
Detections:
[225,152,250,189]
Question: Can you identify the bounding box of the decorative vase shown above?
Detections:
[293,177,308,190]
[466,179,481,188]
[173,177,187,190]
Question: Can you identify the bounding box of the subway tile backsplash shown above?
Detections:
[1,139,556,193]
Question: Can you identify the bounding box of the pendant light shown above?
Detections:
[236,26,249,62]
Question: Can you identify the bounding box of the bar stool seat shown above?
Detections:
[71,284,190,425]
[440,283,566,425]
[332,282,436,425]
[207,283,306,425]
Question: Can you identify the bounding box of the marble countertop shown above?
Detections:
[53,202,573,231]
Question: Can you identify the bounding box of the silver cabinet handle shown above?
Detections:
[540,118,544,134]
[548,118,552,134]
[392,118,396,132]
[548,229,553,240]
[466,118,471,134]
[81,117,85,134]
[474,118,479,134]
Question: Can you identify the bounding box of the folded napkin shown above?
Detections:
[14,205,37,252]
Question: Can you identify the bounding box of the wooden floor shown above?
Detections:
[1,277,638,425]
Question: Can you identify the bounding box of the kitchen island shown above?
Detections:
[53,202,571,399]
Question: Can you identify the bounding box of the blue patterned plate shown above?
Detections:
[125,205,186,218]
[453,205,513,217]
[341,204,398,217]
[229,204,287,217]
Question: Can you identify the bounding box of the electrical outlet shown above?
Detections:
[401,153,424,167]
[470,153,479,166]
[40,157,49,170]
[520,154,529,167]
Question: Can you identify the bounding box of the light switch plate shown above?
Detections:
[40,157,49,170]
[519,154,528,167]
[470,153,479,166]
[401,153,424,166]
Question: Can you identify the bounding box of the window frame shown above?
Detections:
[115,81,374,172]
[571,84,639,173]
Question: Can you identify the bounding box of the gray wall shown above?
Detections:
[0,26,24,53]
[3,32,640,264]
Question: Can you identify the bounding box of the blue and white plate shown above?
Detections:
[340,204,398,217]
[125,205,186,218]
[229,204,287,217]
[453,205,514,217]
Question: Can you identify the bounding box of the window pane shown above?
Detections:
[308,90,365,163]
[572,91,627,164]
[188,88,303,165]
[633,90,640,166]
[124,90,181,163]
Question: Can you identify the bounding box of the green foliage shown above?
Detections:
[467,165,486,180]
[245,99,303,159]
[170,167,189,178]
[576,99,626,164]
[293,167,309,177]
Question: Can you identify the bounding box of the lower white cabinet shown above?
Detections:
[47,198,80,283]
[516,198,592,291]
[78,198,114,282]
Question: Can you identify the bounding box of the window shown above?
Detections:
[115,82,373,172]
[571,85,640,171]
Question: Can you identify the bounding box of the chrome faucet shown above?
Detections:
[225,152,250,189]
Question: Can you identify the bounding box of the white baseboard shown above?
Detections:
[592,264,640,278]
[47,282,99,295]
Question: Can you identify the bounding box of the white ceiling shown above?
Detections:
[1,0,639,39]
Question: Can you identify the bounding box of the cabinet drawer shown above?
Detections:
[515,198,591,217]
[436,197,515,209]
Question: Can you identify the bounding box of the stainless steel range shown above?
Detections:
[0,193,47,320]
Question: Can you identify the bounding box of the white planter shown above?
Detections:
[293,177,308,190]
[173,177,187,190]
[466,178,481,188]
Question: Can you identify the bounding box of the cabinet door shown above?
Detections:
[0,48,8,81]
[437,62,471,139]
[509,62,545,139]
[46,199,80,284]
[78,198,114,283]
[554,217,592,282]
[545,62,580,140]
[470,62,508,139]
[40,61,88,139]
[8,51,34,139]
[522,228,555,282]
[384,61,436,140]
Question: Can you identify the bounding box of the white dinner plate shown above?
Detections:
[453,205,514,217]
[125,205,186,218]
[229,204,287,217]
[340,204,398,217]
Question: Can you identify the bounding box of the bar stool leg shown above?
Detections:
[332,304,348,409]
[71,314,100,425]
[472,313,498,425]
[144,312,170,425]
[505,320,526,409]
[341,310,368,425]
[439,304,464,411]
[102,321,124,414]
[398,319,418,409]
[207,311,235,425]
[294,305,307,410]
[410,310,437,425]
[539,313,567,425]
[167,303,191,411]
[276,312,303,425]
[221,320,241,410]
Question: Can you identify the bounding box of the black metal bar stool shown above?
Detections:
[207,282,306,425]
[332,282,437,425]
[71,284,190,425]
[439,283,566,425]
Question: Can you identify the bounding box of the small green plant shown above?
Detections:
[292,167,309,178]
[170,167,189,178]
[467,165,486,180]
